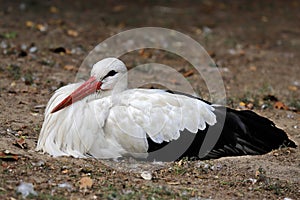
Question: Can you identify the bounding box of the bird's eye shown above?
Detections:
[103,70,117,79]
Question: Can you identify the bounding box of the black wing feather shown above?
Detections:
[146,106,297,161]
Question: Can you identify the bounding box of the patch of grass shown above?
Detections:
[6,64,21,80]
[33,124,41,133]
[239,91,257,103]
[95,180,191,200]
[172,165,187,176]
[232,84,280,109]
[208,62,218,68]
[262,181,293,196]
[23,72,34,85]
[39,59,56,67]
[1,31,17,39]
[0,190,6,195]
[251,167,293,196]
[144,186,175,199]
[219,180,235,187]
[125,185,180,200]
[224,36,238,48]
[233,92,260,109]
[28,193,66,200]
[258,83,273,95]
[288,99,300,111]
[226,97,236,108]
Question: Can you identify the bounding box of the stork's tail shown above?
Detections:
[203,107,297,159]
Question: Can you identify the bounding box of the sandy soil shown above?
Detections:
[0,1,299,199]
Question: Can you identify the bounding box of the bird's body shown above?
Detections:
[36,58,296,161]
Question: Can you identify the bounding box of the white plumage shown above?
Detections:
[36,58,216,159]
[37,58,296,160]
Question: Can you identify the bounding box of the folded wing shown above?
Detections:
[104,89,217,158]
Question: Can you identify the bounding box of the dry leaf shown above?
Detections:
[246,103,254,110]
[249,65,257,71]
[113,5,126,12]
[67,30,78,37]
[64,65,77,71]
[238,49,245,56]
[208,51,215,57]
[13,137,27,149]
[49,6,58,13]
[10,81,16,87]
[138,49,151,58]
[273,152,279,156]
[274,101,289,110]
[65,48,72,55]
[183,70,194,77]
[0,151,19,161]
[117,22,125,29]
[239,102,246,107]
[61,169,69,174]
[255,170,260,177]
[169,79,178,85]
[79,177,93,190]
[49,19,64,25]
[36,24,47,32]
[288,85,297,91]
[25,21,34,28]
[177,159,183,166]
[261,16,268,22]
[167,181,180,185]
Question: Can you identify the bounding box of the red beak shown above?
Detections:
[51,76,102,113]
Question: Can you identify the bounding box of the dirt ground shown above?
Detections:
[0,0,299,199]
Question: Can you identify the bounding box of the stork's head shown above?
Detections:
[91,58,127,90]
[51,58,127,113]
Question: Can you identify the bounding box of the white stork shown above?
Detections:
[36,58,296,161]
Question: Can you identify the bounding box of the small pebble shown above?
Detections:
[287,114,294,119]
[247,178,257,184]
[4,149,10,154]
[141,171,152,180]
[16,182,37,198]
[32,160,45,167]
[34,104,46,109]
[203,26,212,35]
[293,81,300,86]
[204,164,210,169]
[215,163,223,170]
[0,41,8,49]
[58,183,73,191]
[21,44,27,51]
[19,3,26,11]
[261,104,268,110]
[29,46,38,53]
